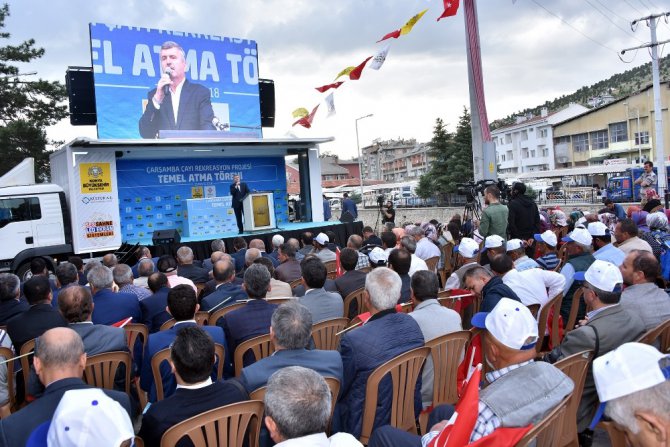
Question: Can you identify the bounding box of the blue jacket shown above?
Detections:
[131,256,159,278]
[139,287,172,333]
[341,198,358,219]
[241,348,343,393]
[140,321,227,403]
[338,310,425,439]
[91,288,141,326]
[200,283,248,313]
[231,249,247,273]
[219,299,277,369]
[481,276,521,313]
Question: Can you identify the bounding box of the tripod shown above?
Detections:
[461,199,482,238]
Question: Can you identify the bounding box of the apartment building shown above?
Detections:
[361,139,433,182]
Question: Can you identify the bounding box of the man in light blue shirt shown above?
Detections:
[589,222,625,266]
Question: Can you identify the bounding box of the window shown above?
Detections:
[539,128,548,138]
[505,134,512,144]
[573,133,589,152]
[635,131,650,145]
[0,197,41,228]
[609,122,628,143]
[521,130,528,141]
[542,148,549,157]
[523,150,529,158]
[590,130,608,150]
[530,150,536,158]
[501,154,506,162]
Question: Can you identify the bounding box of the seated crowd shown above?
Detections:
[0,205,667,447]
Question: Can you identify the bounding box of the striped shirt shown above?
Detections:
[536,252,560,270]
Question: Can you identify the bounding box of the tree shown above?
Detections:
[417,107,473,197]
[0,3,68,180]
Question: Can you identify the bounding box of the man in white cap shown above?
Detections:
[534,230,560,270]
[506,239,539,271]
[444,237,481,290]
[589,221,625,266]
[589,343,670,447]
[312,233,336,263]
[619,250,670,331]
[558,227,596,324]
[368,298,573,446]
[480,234,505,269]
[544,260,645,447]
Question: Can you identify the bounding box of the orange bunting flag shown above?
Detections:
[292,107,309,119]
[349,56,372,81]
[315,81,344,93]
[437,0,460,21]
[377,9,428,42]
[292,104,319,129]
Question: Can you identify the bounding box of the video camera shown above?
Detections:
[456,179,512,203]
[377,194,385,208]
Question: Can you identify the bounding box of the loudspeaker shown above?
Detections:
[152,229,181,245]
[259,78,275,128]
[65,67,97,126]
[340,211,354,223]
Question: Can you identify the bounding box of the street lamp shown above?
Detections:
[355,113,373,207]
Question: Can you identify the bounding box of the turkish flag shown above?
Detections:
[349,56,372,80]
[468,426,533,446]
[292,104,319,128]
[377,29,401,42]
[315,81,344,93]
[437,0,460,21]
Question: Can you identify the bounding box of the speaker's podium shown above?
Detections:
[243,191,276,232]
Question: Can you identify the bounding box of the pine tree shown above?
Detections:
[0,3,68,179]
[416,117,452,198]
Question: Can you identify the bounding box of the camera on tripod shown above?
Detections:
[456,179,511,203]
[377,194,385,208]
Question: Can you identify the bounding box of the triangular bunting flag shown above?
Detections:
[325,92,336,117]
[377,29,401,43]
[400,9,428,35]
[315,81,345,93]
[349,56,372,80]
[437,0,460,21]
[292,107,309,119]
[292,104,319,129]
[335,66,355,81]
[369,44,391,70]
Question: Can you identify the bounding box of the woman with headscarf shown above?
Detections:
[567,210,584,232]
[631,209,650,233]
[641,212,670,258]
[642,189,663,213]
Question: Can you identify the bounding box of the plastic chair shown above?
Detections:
[439,242,456,286]
[564,288,584,333]
[19,339,35,404]
[554,350,594,447]
[536,293,563,354]
[527,304,541,318]
[0,347,15,415]
[324,260,338,279]
[207,302,246,326]
[264,297,294,306]
[516,394,571,447]
[234,334,274,377]
[359,346,430,444]
[83,351,132,394]
[424,256,439,273]
[124,323,148,358]
[289,278,302,289]
[159,400,264,447]
[311,318,348,351]
[597,420,628,447]
[418,331,471,434]
[637,318,670,353]
[343,287,366,320]
[160,311,210,331]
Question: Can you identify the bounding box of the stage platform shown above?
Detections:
[143,220,363,262]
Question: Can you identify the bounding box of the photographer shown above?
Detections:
[381,200,395,226]
[480,186,508,239]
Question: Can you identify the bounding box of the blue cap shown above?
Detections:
[574,271,586,281]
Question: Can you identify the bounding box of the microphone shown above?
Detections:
[212,117,229,131]
[163,68,172,96]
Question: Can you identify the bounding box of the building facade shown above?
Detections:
[361,139,433,182]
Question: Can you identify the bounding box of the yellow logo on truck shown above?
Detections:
[80,163,112,193]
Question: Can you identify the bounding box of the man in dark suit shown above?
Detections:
[88,265,141,326]
[202,239,225,272]
[0,328,132,447]
[140,285,227,403]
[241,301,342,393]
[230,174,250,233]
[7,276,67,354]
[138,41,215,138]
[138,326,247,446]
[341,192,358,220]
[231,237,248,273]
[220,264,278,369]
[52,261,81,309]
[200,260,248,313]
[176,246,210,284]
[335,248,368,318]
[139,272,173,333]
[249,239,280,268]
[131,246,159,278]
[338,267,425,439]
[0,273,28,325]
[275,241,302,283]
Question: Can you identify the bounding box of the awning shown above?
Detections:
[517,163,639,179]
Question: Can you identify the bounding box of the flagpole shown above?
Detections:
[355,114,374,203]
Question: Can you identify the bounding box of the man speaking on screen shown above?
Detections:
[139,41,216,138]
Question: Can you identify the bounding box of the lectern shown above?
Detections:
[243,192,276,232]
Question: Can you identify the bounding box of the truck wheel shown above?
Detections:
[15,262,33,282]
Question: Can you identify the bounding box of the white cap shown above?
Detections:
[27,389,134,447]
[506,239,525,252]
[588,222,610,237]
[575,216,588,229]
[484,235,505,249]
[471,298,538,351]
[562,227,593,246]
[590,342,670,430]
[272,234,285,247]
[574,259,622,292]
[455,237,479,258]
[368,247,388,266]
[314,233,329,245]
[533,230,557,247]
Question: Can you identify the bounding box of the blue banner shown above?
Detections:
[89,23,262,139]
[116,157,287,243]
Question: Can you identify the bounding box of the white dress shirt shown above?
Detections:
[502,268,565,308]
[275,432,363,446]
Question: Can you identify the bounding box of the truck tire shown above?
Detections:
[15,262,32,282]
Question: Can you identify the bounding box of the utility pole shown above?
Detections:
[622,11,670,194]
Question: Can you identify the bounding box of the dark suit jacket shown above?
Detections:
[91,288,142,326]
[219,299,277,368]
[138,80,215,138]
[335,270,367,299]
[229,182,250,208]
[131,256,160,278]
[275,258,301,283]
[261,252,280,268]
[0,378,131,447]
[177,264,210,284]
[138,380,247,447]
[241,349,343,393]
[200,283,248,312]
[69,322,128,355]
[0,298,28,326]
[140,287,172,333]
[293,279,338,297]
[7,303,67,353]
[231,249,247,273]
[140,321,227,403]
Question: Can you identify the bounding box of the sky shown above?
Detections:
[4,0,670,160]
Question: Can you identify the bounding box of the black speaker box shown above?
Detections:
[65,67,97,126]
[340,211,354,223]
[259,78,275,128]
[152,229,181,245]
